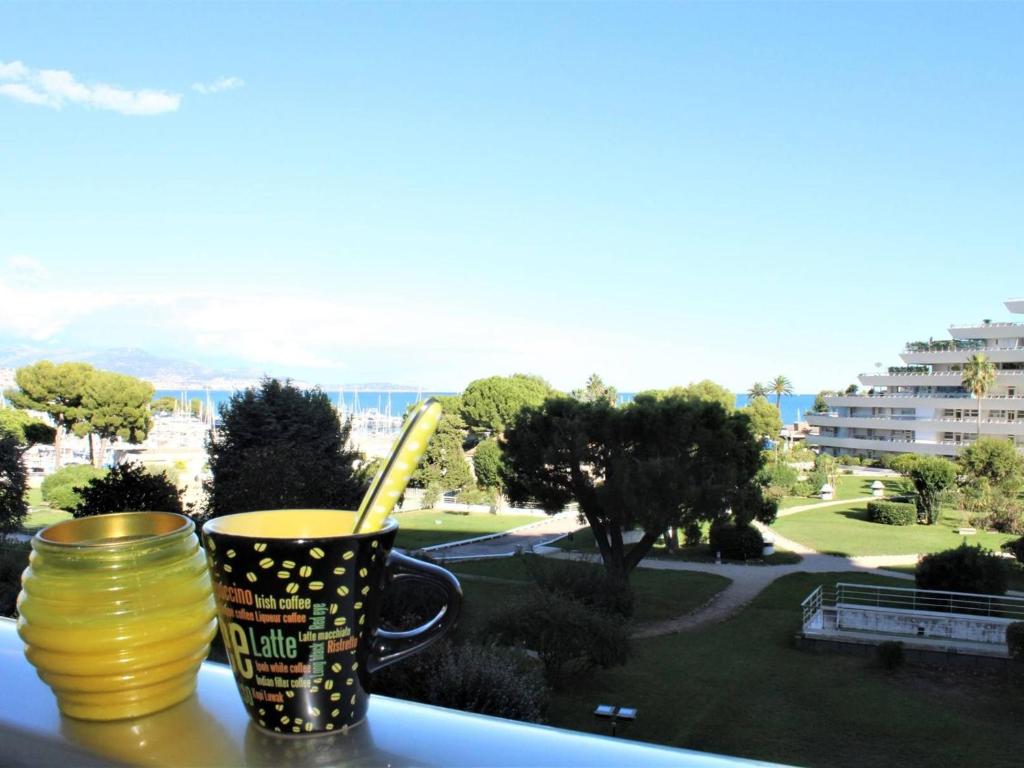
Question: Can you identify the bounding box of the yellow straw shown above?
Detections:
[352,397,443,534]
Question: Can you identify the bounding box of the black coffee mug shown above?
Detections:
[203,509,462,735]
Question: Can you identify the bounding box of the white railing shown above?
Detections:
[833,582,1024,621]
[949,321,1024,329]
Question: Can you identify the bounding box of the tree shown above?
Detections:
[747,383,769,401]
[769,375,794,410]
[741,398,782,440]
[460,375,554,435]
[889,454,957,525]
[151,396,178,415]
[570,374,618,406]
[962,353,997,438]
[635,380,735,413]
[4,361,93,469]
[206,378,368,518]
[959,436,1024,494]
[82,371,154,467]
[472,438,505,491]
[411,396,474,493]
[502,395,772,581]
[73,463,185,518]
[810,391,831,414]
[0,436,28,536]
[0,409,55,446]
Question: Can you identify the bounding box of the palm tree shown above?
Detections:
[747,382,769,401]
[962,353,996,438]
[769,375,794,410]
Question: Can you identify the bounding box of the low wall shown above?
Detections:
[836,604,1013,645]
[795,634,1011,671]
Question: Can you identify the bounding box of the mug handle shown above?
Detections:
[368,549,463,673]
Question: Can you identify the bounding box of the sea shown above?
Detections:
[156,390,818,427]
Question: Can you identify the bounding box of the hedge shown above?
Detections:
[867,501,917,526]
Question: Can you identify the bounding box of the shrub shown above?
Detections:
[708,522,764,560]
[1001,537,1024,565]
[1006,623,1024,661]
[472,438,505,490]
[792,481,814,498]
[915,544,1009,595]
[0,540,30,619]
[520,554,634,618]
[455,487,494,506]
[482,590,630,685]
[878,640,904,671]
[41,465,107,511]
[867,501,917,526]
[72,463,184,519]
[423,483,443,509]
[372,640,547,723]
[758,462,797,494]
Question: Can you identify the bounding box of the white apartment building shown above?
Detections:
[807,299,1024,459]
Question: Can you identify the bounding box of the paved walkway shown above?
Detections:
[776,495,875,518]
[430,512,584,560]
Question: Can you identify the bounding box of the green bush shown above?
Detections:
[758,462,797,493]
[683,521,703,547]
[0,541,30,619]
[482,589,630,685]
[792,481,814,498]
[709,522,764,560]
[520,553,634,618]
[1,437,28,535]
[878,640,904,671]
[73,463,184,519]
[455,487,494,506]
[867,501,917,526]
[372,640,547,722]
[41,465,107,511]
[423,483,443,509]
[472,438,505,490]
[915,544,1009,596]
[1006,623,1024,661]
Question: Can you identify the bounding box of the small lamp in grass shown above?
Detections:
[593,704,637,737]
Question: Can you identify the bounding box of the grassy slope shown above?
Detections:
[774,502,1015,557]
[21,488,72,533]
[448,556,731,625]
[392,511,540,550]
[546,571,1024,768]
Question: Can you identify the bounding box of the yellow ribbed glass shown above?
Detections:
[17,511,217,721]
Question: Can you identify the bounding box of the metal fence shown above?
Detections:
[832,582,1024,621]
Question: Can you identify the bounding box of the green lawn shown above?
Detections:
[393,510,540,550]
[773,502,1015,557]
[545,571,1024,767]
[779,474,907,509]
[21,488,72,533]
[448,556,731,625]
[553,528,802,566]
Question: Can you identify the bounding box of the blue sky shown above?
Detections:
[1,2,1022,391]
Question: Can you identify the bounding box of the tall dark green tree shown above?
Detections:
[5,361,94,469]
[206,379,368,517]
[503,395,772,581]
[472,438,505,490]
[0,436,28,535]
[82,370,154,467]
[0,409,56,446]
[460,375,554,435]
[889,454,957,525]
[410,396,474,492]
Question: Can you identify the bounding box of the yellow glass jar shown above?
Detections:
[17,511,217,721]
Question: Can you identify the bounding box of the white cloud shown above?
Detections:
[191,76,244,95]
[0,59,180,116]
[6,255,49,281]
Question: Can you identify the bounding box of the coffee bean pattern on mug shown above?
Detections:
[207,536,386,733]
